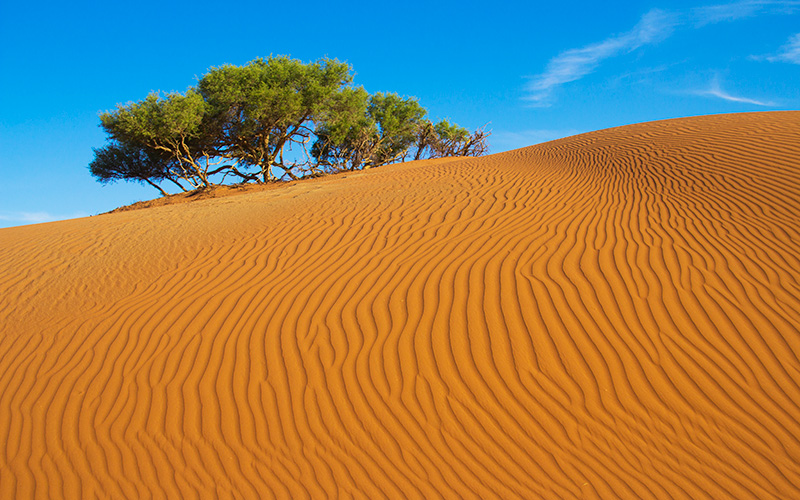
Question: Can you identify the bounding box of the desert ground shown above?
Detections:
[1,111,799,499]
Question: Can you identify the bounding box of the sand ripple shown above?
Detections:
[1,112,799,498]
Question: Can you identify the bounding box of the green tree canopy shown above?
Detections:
[99,90,222,189]
[415,119,490,160]
[312,92,428,172]
[89,141,174,196]
[198,56,356,181]
[91,55,490,195]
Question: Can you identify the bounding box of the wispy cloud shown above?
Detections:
[692,0,800,26]
[0,211,88,227]
[696,77,775,105]
[524,1,799,105]
[606,64,677,87]
[524,9,677,106]
[766,32,800,63]
[691,0,794,25]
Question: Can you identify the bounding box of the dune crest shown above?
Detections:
[1,112,800,499]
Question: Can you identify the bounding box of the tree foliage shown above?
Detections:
[99,90,221,189]
[415,120,490,160]
[89,141,173,196]
[91,56,490,195]
[198,56,356,181]
[311,92,427,172]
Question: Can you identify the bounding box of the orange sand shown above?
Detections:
[2,112,800,499]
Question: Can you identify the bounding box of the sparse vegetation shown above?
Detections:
[92,56,490,195]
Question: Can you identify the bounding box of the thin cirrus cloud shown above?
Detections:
[767,33,800,63]
[0,211,88,227]
[690,0,800,26]
[698,78,774,106]
[524,9,677,106]
[524,1,800,106]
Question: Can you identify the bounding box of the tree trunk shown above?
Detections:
[261,161,272,182]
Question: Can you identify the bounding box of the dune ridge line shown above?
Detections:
[1,111,799,499]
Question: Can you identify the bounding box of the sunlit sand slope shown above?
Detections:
[1,111,800,499]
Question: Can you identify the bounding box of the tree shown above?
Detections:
[311,92,427,172]
[367,93,427,166]
[307,87,371,172]
[89,141,175,196]
[98,90,232,189]
[414,119,490,160]
[91,55,490,193]
[198,56,357,181]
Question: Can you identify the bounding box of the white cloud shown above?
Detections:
[692,1,767,25]
[767,32,800,63]
[524,1,799,105]
[0,211,88,227]
[697,77,775,105]
[692,0,800,26]
[524,9,677,106]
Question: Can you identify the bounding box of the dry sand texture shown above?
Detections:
[1,111,800,499]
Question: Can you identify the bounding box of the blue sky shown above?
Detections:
[0,0,798,228]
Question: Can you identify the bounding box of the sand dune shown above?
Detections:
[1,111,800,498]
